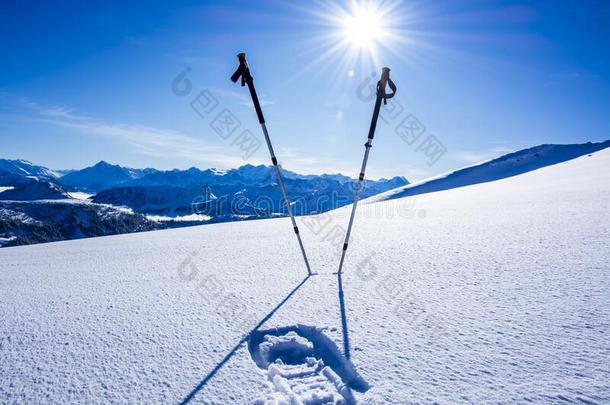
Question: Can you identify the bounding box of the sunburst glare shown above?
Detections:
[341,3,387,50]
[290,0,411,83]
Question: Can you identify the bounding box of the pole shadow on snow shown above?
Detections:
[179,275,311,404]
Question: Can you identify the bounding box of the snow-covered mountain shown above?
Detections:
[92,184,270,219]
[0,158,60,180]
[55,162,408,210]
[128,167,222,188]
[92,168,408,218]
[370,140,610,203]
[0,159,72,201]
[0,158,408,246]
[0,200,164,247]
[0,158,60,186]
[1,145,607,403]
[0,179,71,201]
[2,141,607,247]
[58,160,158,192]
[126,163,407,190]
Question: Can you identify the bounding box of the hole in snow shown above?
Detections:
[255,330,315,367]
[248,324,369,393]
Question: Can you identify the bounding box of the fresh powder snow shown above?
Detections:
[0,149,608,403]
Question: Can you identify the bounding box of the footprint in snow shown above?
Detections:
[248,325,369,405]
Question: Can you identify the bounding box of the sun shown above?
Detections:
[289,1,412,79]
[341,4,386,50]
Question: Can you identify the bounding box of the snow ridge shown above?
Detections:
[369,140,610,203]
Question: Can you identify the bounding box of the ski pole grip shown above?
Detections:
[230,52,250,85]
[230,67,243,83]
[379,67,390,91]
[377,67,397,104]
[230,52,265,124]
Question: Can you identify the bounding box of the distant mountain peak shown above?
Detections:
[93,160,121,169]
[58,161,157,192]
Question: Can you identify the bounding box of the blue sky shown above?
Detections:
[1,0,609,180]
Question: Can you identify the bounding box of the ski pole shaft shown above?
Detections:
[338,67,396,274]
[231,53,312,276]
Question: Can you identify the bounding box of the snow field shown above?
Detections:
[0,149,609,403]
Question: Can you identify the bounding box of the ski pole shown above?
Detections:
[338,67,396,274]
[231,52,313,276]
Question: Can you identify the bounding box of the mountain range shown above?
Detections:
[58,160,158,191]
[1,140,608,247]
[0,159,408,246]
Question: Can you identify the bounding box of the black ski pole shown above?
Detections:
[231,52,313,276]
[338,67,396,274]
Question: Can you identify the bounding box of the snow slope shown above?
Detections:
[369,140,610,203]
[0,149,609,403]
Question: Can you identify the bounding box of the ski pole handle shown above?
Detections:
[377,67,397,104]
[230,52,265,124]
[230,52,250,85]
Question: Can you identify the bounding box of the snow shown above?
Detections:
[0,236,17,246]
[0,207,40,225]
[0,148,609,403]
[67,191,94,200]
[211,168,227,176]
[249,326,369,403]
[0,159,59,180]
[369,140,610,203]
[146,214,212,222]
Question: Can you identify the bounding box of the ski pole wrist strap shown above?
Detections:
[377,67,397,105]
